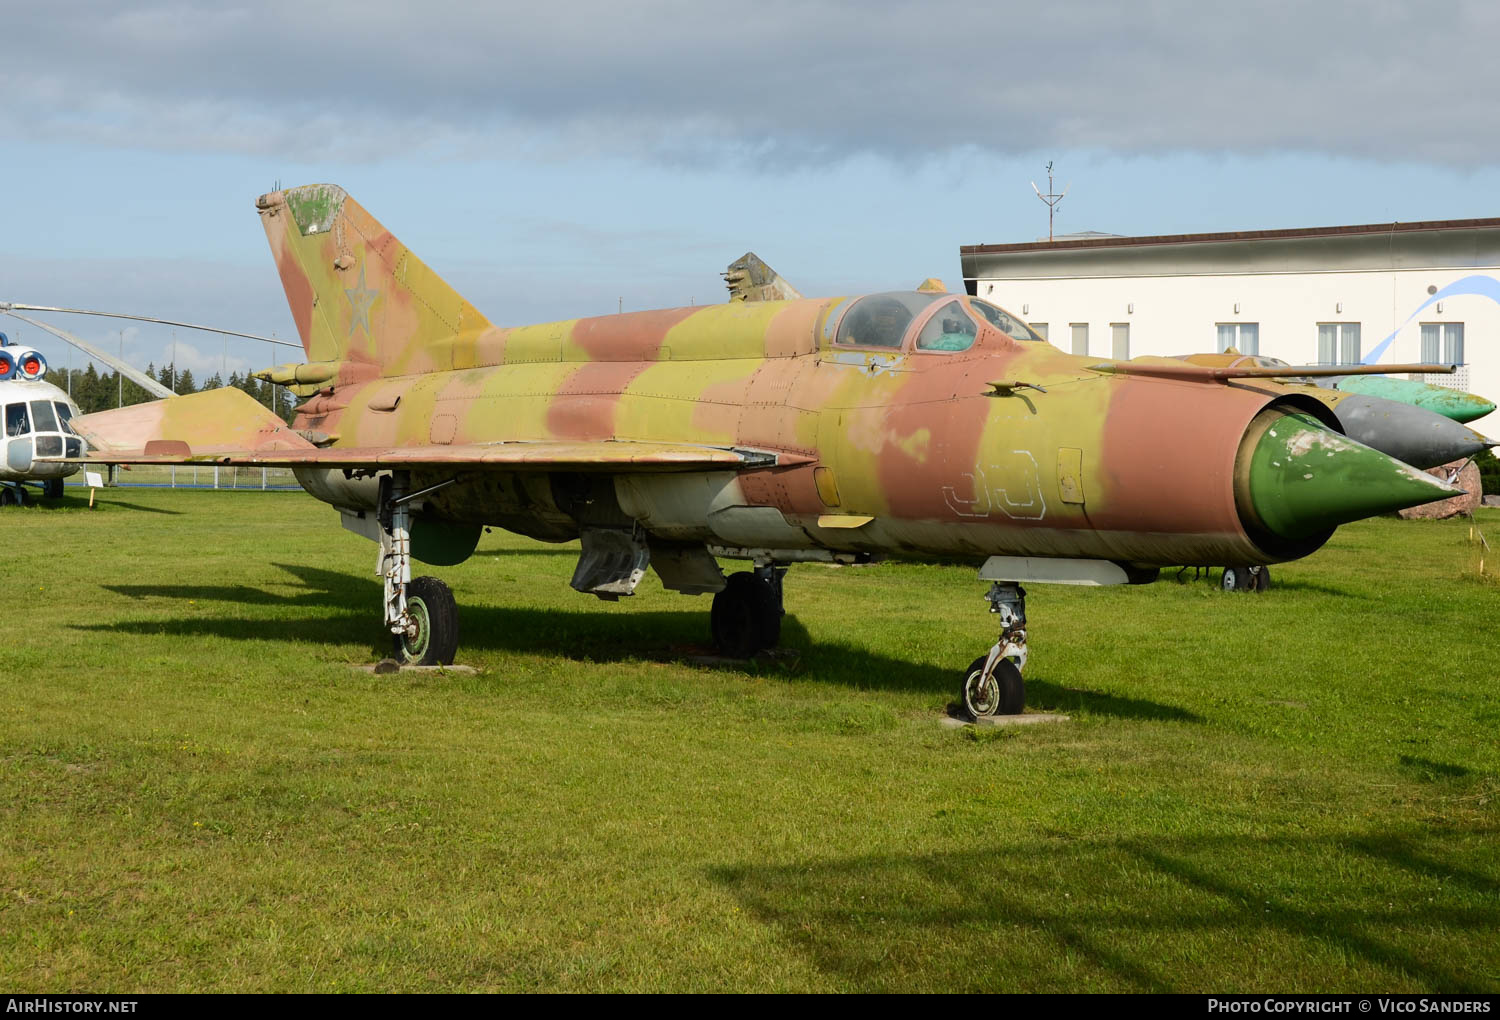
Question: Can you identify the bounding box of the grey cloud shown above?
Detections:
[4,1,1495,164]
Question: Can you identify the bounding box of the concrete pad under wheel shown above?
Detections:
[940,712,1071,729]
[356,662,479,675]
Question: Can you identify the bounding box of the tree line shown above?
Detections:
[47,362,299,423]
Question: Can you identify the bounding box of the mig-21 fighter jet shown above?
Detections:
[59,185,1463,717]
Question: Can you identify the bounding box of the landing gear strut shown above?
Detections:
[960,582,1027,718]
[379,471,458,665]
[710,564,784,658]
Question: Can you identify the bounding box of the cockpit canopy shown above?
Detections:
[4,397,82,472]
[824,292,1041,353]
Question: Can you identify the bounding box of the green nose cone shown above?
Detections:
[1336,375,1497,424]
[1241,413,1464,540]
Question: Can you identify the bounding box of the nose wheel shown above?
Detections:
[962,655,1025,718]
[959,582,1028,719]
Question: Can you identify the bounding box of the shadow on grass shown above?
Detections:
[95,499,187,515]
[1255,578,1355,597]
[79,562,1198,721]
[469,547,579,558]
[102,562,377,608]
[22,495,185,515]
[1396,754,1473,781]
[709,826,1500,992]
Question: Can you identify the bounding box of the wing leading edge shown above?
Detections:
[57,387,803,473]
[64,440,796,471]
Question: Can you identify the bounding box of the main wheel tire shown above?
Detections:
[1221,567,1244,592]
[394,576,459,666]
[43,479,63,500]
[0,488,13,507]
[711,571,782,659]
[1253,565,1272,592]
[960,655,1025,718]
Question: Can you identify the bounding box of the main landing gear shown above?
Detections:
[710,565,785,658]
[379,471,458,665]
[0,480,67,506]
[959,582,1028,719]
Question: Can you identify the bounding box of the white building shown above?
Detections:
[959,218,1500,411]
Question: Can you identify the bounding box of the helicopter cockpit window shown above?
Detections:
[54,402,75,433]
[969,298,1043,341]
[30,400,59,433]
[916,300,979,352]
[835,293,941,349]
[5,403,30,437]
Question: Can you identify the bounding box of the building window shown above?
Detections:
[1070,323,1088,356]
[1111,323,1129,360]
[1420,323,1464,364]
[1317,323,1362,365]
[1216,323,1259,355]
[1029,323,1048,342]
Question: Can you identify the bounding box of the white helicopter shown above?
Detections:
[0,303,296,507]
[0,331,86,505]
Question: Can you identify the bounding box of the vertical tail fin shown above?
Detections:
[256,184,492,374]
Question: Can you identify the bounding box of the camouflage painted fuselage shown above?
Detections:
[247,184,1447,577]
[287,296,1337,569]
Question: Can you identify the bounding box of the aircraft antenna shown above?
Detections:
[1030,161,1070,242]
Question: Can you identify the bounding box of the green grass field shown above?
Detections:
[3,488,1497,992]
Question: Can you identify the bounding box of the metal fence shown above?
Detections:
[74,464,303,491]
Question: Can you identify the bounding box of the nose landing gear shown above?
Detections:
[959,582,1028,719]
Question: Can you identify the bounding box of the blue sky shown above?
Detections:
[4,1,1499,380]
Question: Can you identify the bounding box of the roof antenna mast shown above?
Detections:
[1031,161,1069,242]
